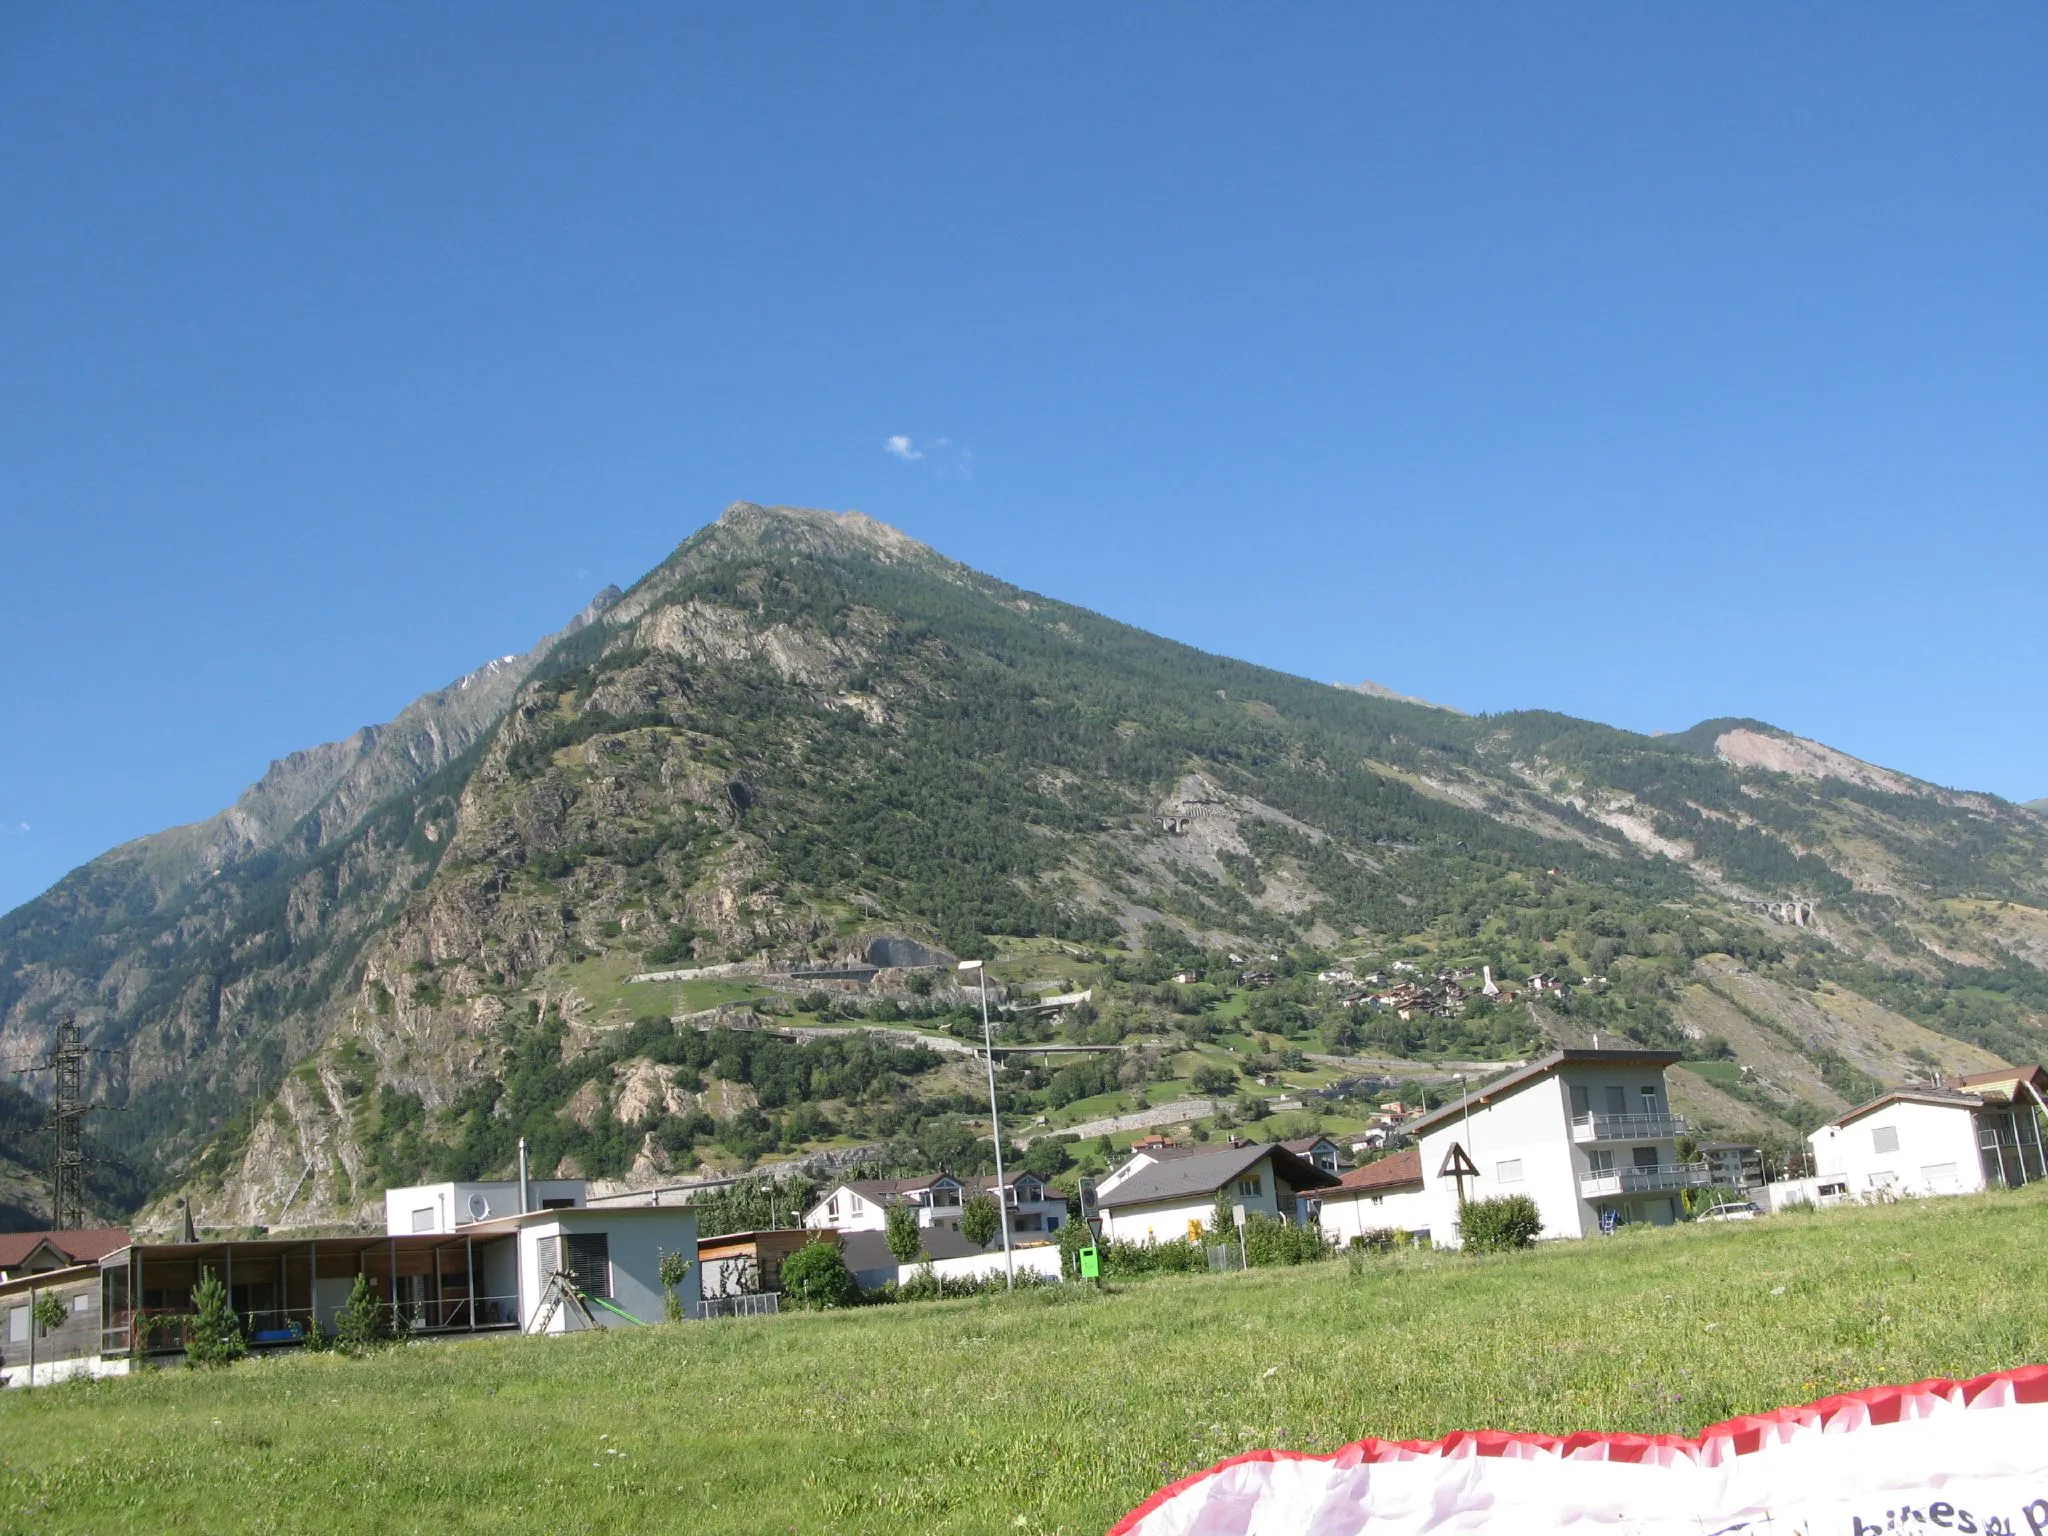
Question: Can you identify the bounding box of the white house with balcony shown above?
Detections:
[1775,1066,2048,1208]
[1410,1048,1712,1246]
[802,1171,1070,1242]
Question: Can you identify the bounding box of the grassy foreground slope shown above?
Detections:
[7,1192,2048,1536]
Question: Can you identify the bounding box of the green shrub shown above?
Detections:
[884,1201,925,1265]
[1056,1217,1094,1279]
[332,1273,394,1355]
[893,1262,1057,1303]
[657,1247,693,1322]
[1101,1237,1207,1277]
[31,1291,65,1336]
[1458,1194,1542,1253]
[961,1192,1001,1248]
[781,1240,857,1309]
[1242,1213,1329,1267]
[184,1272,247,1369]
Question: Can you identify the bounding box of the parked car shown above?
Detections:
[1698,1200,1761,1221]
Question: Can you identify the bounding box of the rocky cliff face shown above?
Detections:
[0,586,620,1174]
[16,503,2048,1233]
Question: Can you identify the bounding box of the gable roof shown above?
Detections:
[1316,1147,1423,1198]
[1955,1065,2048,1103]
[1406,1049,1682,1138]
[0,1228,131,1271]
[1281,1135,1340,1155]
[1094,1142,1339,1210]
[1825,1087,1985,1130]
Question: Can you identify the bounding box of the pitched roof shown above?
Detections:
[826,1172,1064,1205]
[1316,1148,1423,1197]
[0,1228,131,1270]
[1094,1142,1339,1210]
[1406,1049,1682,1138]
[1825,1087,1985,1130]
[1955,1065,2048,1101]
[1281,1135,1339,1154]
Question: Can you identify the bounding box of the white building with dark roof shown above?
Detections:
[1777,1066,2048,1207]
[1092,1142,1339,1245]
[1407,1048,1711,1246]
[802,1171,1069,1242]
[1308,1148,1432,1245]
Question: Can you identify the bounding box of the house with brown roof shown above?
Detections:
[1307,1148,1431,1245]
[0,1228,131,1283]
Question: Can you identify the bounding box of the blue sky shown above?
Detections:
[3,7,2044,914]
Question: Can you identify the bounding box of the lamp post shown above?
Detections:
[959,958,1015,1289]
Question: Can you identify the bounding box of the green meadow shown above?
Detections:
[6,1189,2047,1536]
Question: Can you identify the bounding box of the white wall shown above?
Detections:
[899,1247,1064,1286]
[385,1180,587,1235]
[1809,1102,1986,1199]
[1316,1184,1433,1244]
[516,1209,699,1331]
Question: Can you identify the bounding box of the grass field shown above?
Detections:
[7,1190,2048,1535]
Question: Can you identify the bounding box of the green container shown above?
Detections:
[1077,1246,1100,1279]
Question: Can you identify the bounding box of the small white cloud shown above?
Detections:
[883,435,923,461]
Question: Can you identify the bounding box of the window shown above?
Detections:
[540,1197,575,1210]
[929,1185,961,1208]
[1872,1126,1900,1155]
[1588,1150,1614,1174]
[1639,1087,1659,1113]
[1819,1181,1847,1197]
[1046,1215,1061,1232]
[827,1196,840,1218]
[1237,1176,1263,1199]
[1922,1163,1958,1185]
[1496,1159,1524,1183]
[1632,1146,1661,1170]
[565,1233,612,1299]
[7,1307,25,1343]
[411,1207,436,1234]
[850,1196,864,1215]
[1570,1086,1591,1117]
[1604,1086,1628,1116]
[74,1293,89,1313]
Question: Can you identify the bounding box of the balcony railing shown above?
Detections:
[102,1296,522,1355]
[1571,1112,1690,1144]
[1579,1161,1714,1198]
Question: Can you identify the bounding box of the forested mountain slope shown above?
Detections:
[0,588,619,1174]
[10,503,2048,1231]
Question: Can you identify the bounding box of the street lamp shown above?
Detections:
[959,958,1015,1289]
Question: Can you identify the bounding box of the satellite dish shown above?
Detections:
[467,1192,491,1222]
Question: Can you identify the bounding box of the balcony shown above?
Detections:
[1570,1112,1690,1144]
[1579,1161,1714,1198]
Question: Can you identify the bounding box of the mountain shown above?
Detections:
[1332,679,1463,714]
[0,586,620,1178]
[11,503,2048,1232]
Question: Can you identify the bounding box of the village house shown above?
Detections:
[802,1171,1070,1242]
[1307,1148,1432,1246]
[1768,1066,2048,1209]
[1093,1141,1339,1244]
[1408,1048,1712,1246]
[1,1262,111,1388]
[1280,1134,1345,1176]
[0,1228,130,1283]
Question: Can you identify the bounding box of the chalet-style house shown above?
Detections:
[1093,1141,1339,1244]
[802,1171,1070,1242]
